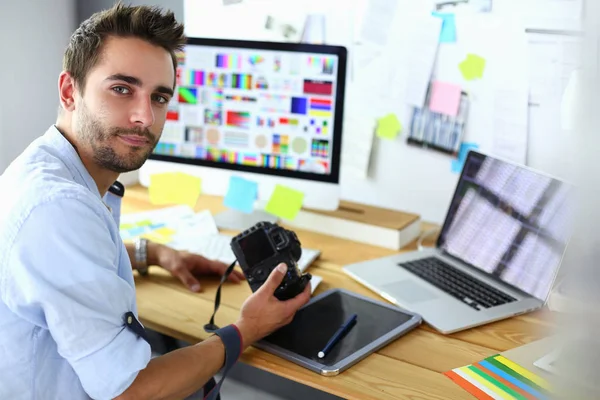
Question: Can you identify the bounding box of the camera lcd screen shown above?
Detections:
[239,229,276,266]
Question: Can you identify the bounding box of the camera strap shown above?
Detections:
[204,260,238,333]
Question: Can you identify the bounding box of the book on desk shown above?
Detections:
[283,200,421,250]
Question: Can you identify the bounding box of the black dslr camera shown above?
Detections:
[231,221,311,300]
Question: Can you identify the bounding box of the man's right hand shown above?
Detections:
[235,263,311,347]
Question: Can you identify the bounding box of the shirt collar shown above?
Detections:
[45,125,102,199]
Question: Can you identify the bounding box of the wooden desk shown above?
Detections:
[123,185,554,400]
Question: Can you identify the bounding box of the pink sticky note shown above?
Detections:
[429,81,462,117]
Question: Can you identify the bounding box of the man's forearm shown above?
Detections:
[115,335,226,400]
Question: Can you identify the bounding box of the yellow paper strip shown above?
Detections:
[494,355,550,390]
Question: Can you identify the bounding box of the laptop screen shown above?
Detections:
[437,151,573,300]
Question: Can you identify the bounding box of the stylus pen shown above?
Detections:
[318,314,358,359]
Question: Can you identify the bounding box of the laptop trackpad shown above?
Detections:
[382,280,439,304]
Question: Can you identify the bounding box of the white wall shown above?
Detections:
[0,0,77,172]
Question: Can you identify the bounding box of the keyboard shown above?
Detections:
[181,234,321,273]
[398,257,516,311]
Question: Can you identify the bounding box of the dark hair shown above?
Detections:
[63,1,185,92]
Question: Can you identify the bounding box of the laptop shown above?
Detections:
[343,150,573,334]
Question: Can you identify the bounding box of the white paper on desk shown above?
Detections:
[120,205,195,226]
[167,210,219,238]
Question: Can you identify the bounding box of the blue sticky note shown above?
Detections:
[451,142,479,173]
[432,12,457,43]
[224,176,258,213]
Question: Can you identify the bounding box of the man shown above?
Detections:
[0,3,310,399]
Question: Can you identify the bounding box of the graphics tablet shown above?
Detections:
[254,288,422,376]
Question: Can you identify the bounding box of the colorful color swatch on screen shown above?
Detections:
[303,79,333,95]
[206,72,229,88]
[311,139,330,158]
[154,142,177,156]
[248,55,265,66]
[166,108,179,121]
[255,76,269,89]
[445,354,551,400]
[291,97,308,114]
[175,50,185,65]
[261,154,288,169]
[231,73,253,90]
[257,116,276,128]
[308,56,335,74]
[178,87,198,104]
[279,117,299,127]
[272,134,289,154]
[242,154,258,166]
[179,68,205,86]
[225,95,257,103]
[226,111,251,129]
[224,131,249,147]
[309,98,332,117]
[185,127,203,143]
[216,54,242,69]
[204,110,222,125]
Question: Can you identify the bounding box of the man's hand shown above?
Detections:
[235,264,311,347]
[151,243,245,292]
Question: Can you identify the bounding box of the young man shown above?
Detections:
[0,3,310,399]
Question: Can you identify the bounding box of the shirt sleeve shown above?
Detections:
[3,194,151,400]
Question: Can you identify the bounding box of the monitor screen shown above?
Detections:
[150,38,347,184]
[437,151,573,300]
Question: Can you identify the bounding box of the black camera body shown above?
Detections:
[230,221,311,301]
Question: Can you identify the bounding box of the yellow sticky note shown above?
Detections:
[120,223,135,230]
[459,53,486,81]
[141,231,172,245]
[376,114,402,139]
[154,227,176,237]
[265,185,304,220]
[149,172,202,208]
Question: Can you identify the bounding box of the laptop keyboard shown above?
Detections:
[398,257,517,311]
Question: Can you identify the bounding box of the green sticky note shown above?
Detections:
[135,220,153,227]
[376,113,402,139]
[265,185,304,220]
[149,172,202,208]
[459,54,486,81]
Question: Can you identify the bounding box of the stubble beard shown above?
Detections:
[78,103,158,173]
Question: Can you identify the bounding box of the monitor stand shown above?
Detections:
[214,209,277,231]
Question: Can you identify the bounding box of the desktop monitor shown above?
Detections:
[139,37,347,229]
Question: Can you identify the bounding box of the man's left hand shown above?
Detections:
[153,244,245,292]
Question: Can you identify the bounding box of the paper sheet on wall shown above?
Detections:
[490,22,530,164]
[517,0,583,31]
[384,12,442,108]
[340,84,377,179]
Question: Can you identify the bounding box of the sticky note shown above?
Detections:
[459,54,487,81]
[154,227,176,237]
[265,185,304,220]
[451,142,479,173]
[429,81,462,117]
[223,176,258,214]
[136,220,153,227]
[376,114,402,139]
[141,231,172,245]
[432,12,456,43]
[149,172,202,208]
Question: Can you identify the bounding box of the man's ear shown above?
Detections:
[58,71,78,112]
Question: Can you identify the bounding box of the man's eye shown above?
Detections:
[153,95,169,104]
[112,86,130,94]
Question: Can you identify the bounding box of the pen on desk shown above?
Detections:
[318,314,358,359]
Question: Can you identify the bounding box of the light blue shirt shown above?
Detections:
[0,126,150,399]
